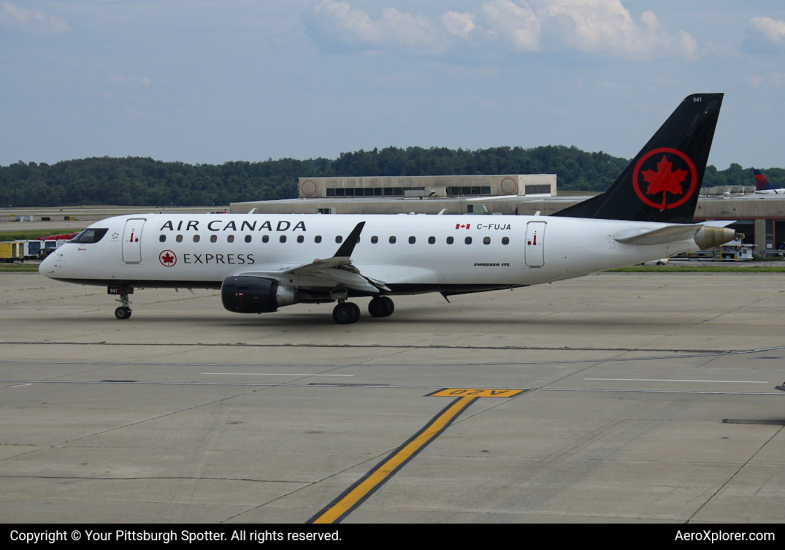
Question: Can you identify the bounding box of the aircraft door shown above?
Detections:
[525,221,546,267]
[122,218,146,263]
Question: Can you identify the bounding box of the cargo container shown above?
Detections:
[0,241,26,263]
[24,240,43,259]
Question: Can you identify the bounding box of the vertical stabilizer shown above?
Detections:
[553,93,723,223]
[753,169,779,193]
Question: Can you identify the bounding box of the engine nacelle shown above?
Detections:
[694,226,737,250]
[221,276,297,314]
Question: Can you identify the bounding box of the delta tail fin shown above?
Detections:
[753,169,779,194]
[552,93,723,224]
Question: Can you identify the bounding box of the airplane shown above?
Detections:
[40,93,736,324]
[753,169,783,194]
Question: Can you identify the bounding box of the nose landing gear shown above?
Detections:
[115,304,132,319]
[109,285,134,320]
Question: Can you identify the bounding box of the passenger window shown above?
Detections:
[428,236,435,244]
[446,236,454,244]
[193,235,200,243]
[245,235,252,243]
[279,235,286,243]
[465,237,472,245]
[389,236,396,244]
[159,235,166,243]
[483,237,491,245]
[262,235,269,243]
[409,236,416,244]
[371,236,378,244]
[336,236,343,243]
[502,237,509,245]
[176,235,183,243]
[210,235,217,243]
[297,235,304,243]
[315,236,322,243]
[227,235,234,243]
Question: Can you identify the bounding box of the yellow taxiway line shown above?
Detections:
[310,388,526,524]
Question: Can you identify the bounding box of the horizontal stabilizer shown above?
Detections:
[615,223,736,250]
[701,220,736,228]
[615,225,701,245]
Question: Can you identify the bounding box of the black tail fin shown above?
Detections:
[552,93,723,223]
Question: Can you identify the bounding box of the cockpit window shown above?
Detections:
[70,228,109,244]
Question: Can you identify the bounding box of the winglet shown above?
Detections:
[333,222,365,258]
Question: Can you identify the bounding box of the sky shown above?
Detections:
[1,0,784,170]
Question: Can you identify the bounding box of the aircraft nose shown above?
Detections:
[39,251,57,278]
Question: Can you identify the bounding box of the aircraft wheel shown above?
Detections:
[115,307,132,320]
[348,302,361,322]
[369,297,394,318]
[368,297,386,317]
[333,303,359,324]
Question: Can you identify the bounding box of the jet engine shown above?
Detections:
[221,276,297,314]
[694,226,737,250]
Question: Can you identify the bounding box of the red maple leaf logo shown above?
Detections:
[632,148,697,210]
[159,250,176,267]
[642,155,687,197]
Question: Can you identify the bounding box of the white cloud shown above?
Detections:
[302,0,695,60]
[302,0,445,53]
[741,16,785,55]
[538,0,695,59]
[0,2,70,33]
[481,0,541,52]
[749,16,785,44]
[441,11,475,40]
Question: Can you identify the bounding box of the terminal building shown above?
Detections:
[232,174,558,215]
[230,175,785,254]
[296,174,556,200]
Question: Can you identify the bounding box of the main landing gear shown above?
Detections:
[331,296,395,325]
[368,296,394,318]
[332,301,360,324]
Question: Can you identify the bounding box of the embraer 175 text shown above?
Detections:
[41,94,736,324]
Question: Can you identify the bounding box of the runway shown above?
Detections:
[1,271,784,523]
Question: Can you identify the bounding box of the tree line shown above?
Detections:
[0,146,780,207]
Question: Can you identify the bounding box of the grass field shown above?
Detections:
[0,263,40,272]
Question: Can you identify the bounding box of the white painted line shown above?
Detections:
[6,383,32,388]
[585,378,769,384]
[202,372,353,377]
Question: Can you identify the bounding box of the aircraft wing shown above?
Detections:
[230,221,391,294]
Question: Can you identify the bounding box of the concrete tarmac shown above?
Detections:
[1,271,784,523]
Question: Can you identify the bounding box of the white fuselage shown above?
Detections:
[40,213,700,293]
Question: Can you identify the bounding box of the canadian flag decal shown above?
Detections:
[455,224,471,230]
